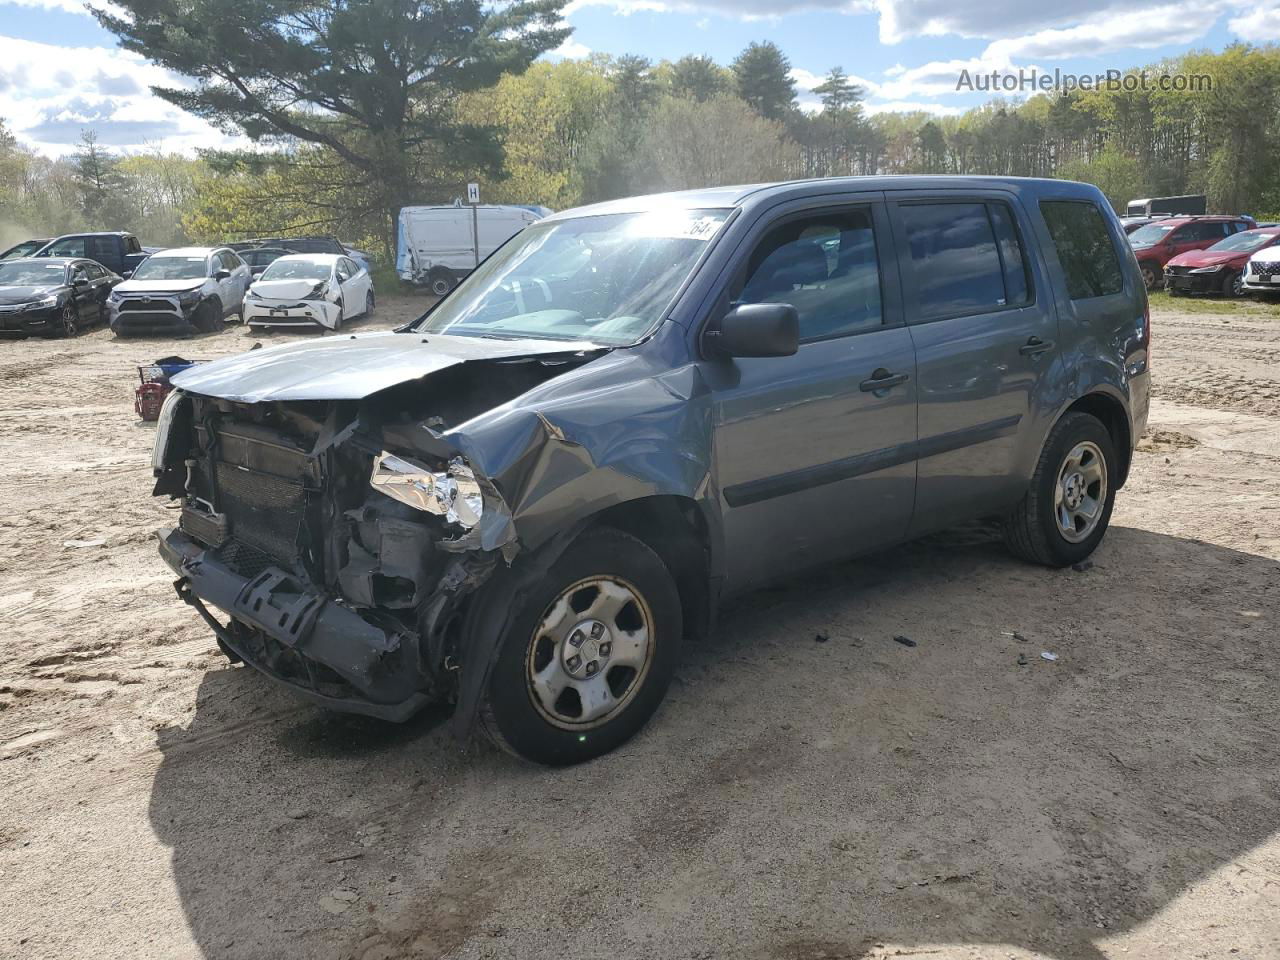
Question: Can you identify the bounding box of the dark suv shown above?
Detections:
[151,177,1151,765]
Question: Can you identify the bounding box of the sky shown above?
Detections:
[1,0,1277,157]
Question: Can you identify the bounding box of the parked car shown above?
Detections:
[0,257,120,338]
[1164,227,1280,296]
[1,238,52,261]
[34,232,149,278]
[341,244,374,273]
[1128,216,1256,288]
[1243,244,1280,298]
[243,254,374,331]
[108,247,251,336]
[151,176,1150,765]
[397,204,546,295]
[238,247,293,277]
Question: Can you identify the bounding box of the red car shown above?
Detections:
[1128,216,1256,289]
[1164,227,1280,297]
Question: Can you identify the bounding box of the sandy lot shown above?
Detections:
[1,292,1278,960]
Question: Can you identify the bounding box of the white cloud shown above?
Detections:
[983,2,1227,59]
[565,0,872,20]
[1228,0,1280,40]
[550,37,593,59]
[0,35,241,156]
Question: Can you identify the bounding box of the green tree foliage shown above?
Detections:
[667,55,731,102]
[732,41,796,122]
[630,95,789,193]
[813,67,861,112]
[92,0,570,250]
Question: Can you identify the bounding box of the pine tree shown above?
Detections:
[732,41,796,122]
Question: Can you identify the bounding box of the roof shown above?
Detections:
[271,253,343,263]
[147,246,223,258]
[543,175,1111,222]
[2,256,76,265]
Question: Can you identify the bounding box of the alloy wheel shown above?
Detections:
[61,305,77,337]
[1055,441,1108,543]
[525,576,655,730]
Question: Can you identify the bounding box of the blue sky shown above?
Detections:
[1,0,1276,156]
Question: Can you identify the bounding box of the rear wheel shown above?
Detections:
[365,289,375,317]
[480,528,682,766]
[428,268,454,297]
[1140,263,1159,290]
[333,297,344,331]
[1003,412,1118,568]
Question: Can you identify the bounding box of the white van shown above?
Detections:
[396,205,548,295]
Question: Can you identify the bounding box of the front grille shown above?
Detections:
[118,297,180,314]
[215,462,307,563]
[1251,262,1278,281]
[216,539,277,579]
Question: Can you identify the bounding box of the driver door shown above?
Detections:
[706,198,919,594]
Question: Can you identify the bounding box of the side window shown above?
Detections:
[1040,201,1124,300]
[126,236,141,254]
[987,203,1032,307]
[336,260,353,282]
[86,237,114,263]
[899,202,1009,320]
[71,265,89,284]
[737,207,883,341]
[48,237,86,258]
[346,257,361,275]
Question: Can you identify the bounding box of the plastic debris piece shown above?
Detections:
[1017,654,1029,666]
[814,633,830,643]
[1041,651,1059,662]
[893,635,917,648]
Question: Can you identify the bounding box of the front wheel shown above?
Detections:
[1003,412,1118,568]
[1223,270,1245,298]
[364,289,375,317]
[428,268,454,297]
[480,528,682,765]
[54,303,77,338]
[1140,263,1159,290]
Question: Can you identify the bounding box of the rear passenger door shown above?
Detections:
[708,198,919,592]
[889,194,1061,535]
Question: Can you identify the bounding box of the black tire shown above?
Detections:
[428,268,454,297]
[1140,263,1159,290]
[1003,412,1118,568]
[480,528,682,766]
[1222,270,1245,298]
[333,297,344,331]
[52,303,77,338]
[365,289,375,317]
[193,300,219,334]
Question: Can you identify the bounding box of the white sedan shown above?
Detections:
[243,254,374,331]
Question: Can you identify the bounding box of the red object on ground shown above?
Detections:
[135,380,173,421]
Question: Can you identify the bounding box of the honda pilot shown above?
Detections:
[150,177,1151,765]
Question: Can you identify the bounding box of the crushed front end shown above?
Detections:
[151,389,509,722]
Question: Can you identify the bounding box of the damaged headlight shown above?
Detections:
[151,389,185,474]
[370,452,484,529]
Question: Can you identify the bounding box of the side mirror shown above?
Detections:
[121,270,133,280]
[214,269,231,280]
[709,303,800,358]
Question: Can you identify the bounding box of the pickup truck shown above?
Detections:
[34,232,151,278]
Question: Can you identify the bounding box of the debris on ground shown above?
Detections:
[1072,560,1094,572]
[1017,654,1029,666]
[893,635,917,648]
[814,633,830,643]
[1041,652,1060,662]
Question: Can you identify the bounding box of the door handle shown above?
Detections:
[1019,336,1055,357]
[860,370,910,393]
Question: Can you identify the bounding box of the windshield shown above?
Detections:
[1210,231,1277,253]
[2,241,45,260]
[260,259,332,281]
[413,209,731,345]
[0,261,67,286]
[132,256,209,281]
[1129,223,1176,245]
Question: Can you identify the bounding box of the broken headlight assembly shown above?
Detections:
[151,388,185,473]
[370,452,484,530]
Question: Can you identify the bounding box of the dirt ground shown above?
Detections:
[1,290,1278,960]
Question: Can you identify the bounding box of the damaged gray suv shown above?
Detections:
[152,177,1150,765]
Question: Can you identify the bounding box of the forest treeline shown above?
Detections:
[2,38,1277,259]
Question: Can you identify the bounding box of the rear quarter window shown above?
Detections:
[1040,201,1124,300]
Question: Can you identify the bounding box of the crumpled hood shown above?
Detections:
[173,330,602,403]
[115,278,206,295]
[0,284,60,304]
[250,279,326,301]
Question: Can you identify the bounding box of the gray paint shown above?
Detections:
[157,175,1151,727]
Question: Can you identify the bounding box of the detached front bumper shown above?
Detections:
[158,527,431,721]
[245,299,340,330]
